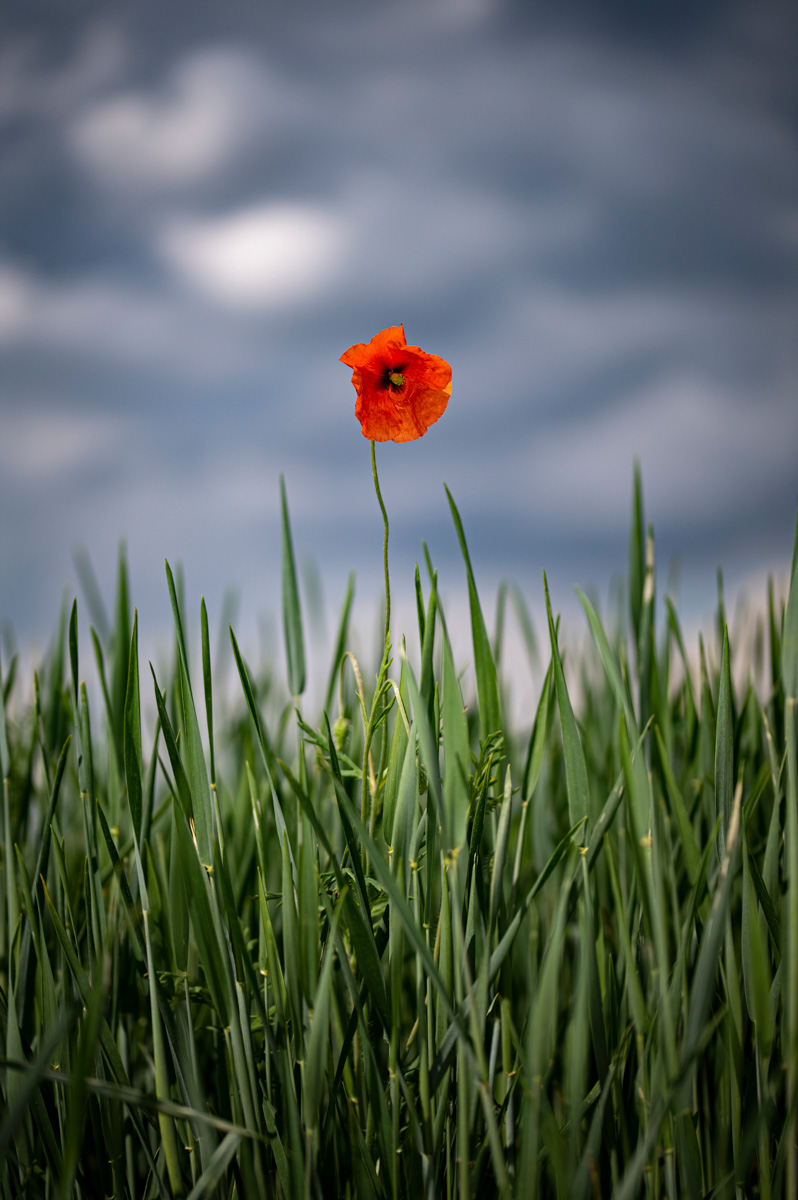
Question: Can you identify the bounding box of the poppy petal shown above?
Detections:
[341,325,451,443]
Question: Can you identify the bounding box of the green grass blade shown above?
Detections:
[324,571,354,715]
[304,900,341,1136]
[683,780,743,1067]
[654,723,700,886]
[124,610,143,842]
[165,561,213,866]
[441,622,471,856]
[445,485,501,741]
[715,624,733,850]
[782,499,798,701]
[629,460,644,650]
[200,597,216,786]
[280,474,306,699]
[544,571,590,836]
[785,697,798,1194]
[576,585,637,737]
[521,659,552,809]
[742,833,774,1056]
[185,1131,242,1200]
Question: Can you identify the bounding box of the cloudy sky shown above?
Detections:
[1,0,796,691]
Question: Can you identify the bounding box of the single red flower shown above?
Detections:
[340,324,452,443]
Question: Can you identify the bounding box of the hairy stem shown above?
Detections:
[371,440,391,653]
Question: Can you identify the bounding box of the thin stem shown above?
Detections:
[371,440,391,653]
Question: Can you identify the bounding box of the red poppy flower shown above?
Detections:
[340,325,452,443]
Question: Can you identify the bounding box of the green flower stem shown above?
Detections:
[359,441,392,846]
[371,440,391,654]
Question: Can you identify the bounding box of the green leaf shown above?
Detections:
[280,474,306,698]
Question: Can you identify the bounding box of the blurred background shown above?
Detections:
[1,0,796,703]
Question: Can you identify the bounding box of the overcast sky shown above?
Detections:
[1,0,796,694]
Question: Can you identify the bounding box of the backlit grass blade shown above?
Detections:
[229,624,297,882]
[166,560,213,866]
[15,735,71,1021]
[715,624,733,850]
[521,657,552,816]
[0,651,9,782]
[629,459,644,651]
[683,781,743,1069]
[110,543,131,764]
[577,585,638,737]
[785,697,798,1196]
[544,570,590,836]
[304,900,341,1139]
[124,610,143,842]
[445,485,501,741]
[149,665,192,822]
[171,804,231,1024]
[782,499,798,701]
[41,882,168,1192]
[487,817,585,1002]
[324,571,354,715]
[637,526,655,731]
[280,475,306,699]
[742,832,774,1056]
[0,1009,72,1179]
[143,910,184,1195]
[654,723,700,886]
[382,650,409,844]
[200,596,216,786]
[185,1132,242,1200]
[441,622,470,855]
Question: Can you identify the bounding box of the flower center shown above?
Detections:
[388,370,405,391]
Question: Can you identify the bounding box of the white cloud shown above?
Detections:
[157,203,347,309]
[70,48,274,189]
[0,256,279,379]
[0,408,124,481]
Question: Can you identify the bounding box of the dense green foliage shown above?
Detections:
[1,475,798,1198]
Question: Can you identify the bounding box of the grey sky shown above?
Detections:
[1,0,796,687]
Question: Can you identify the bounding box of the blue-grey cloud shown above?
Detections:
[1,0,795,669]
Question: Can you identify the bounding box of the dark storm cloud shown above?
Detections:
[1,0,796,657]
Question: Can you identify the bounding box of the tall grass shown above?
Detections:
[1,471,797,1199]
